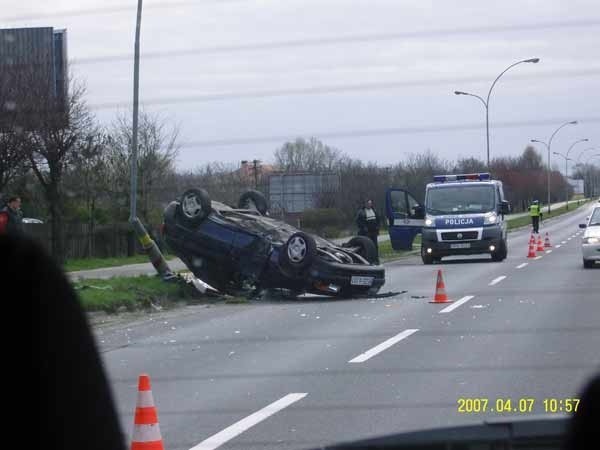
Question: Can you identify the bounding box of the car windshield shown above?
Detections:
[589,208,600,226]
[426,185,496,215]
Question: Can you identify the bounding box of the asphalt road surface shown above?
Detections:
[97,202,599,450]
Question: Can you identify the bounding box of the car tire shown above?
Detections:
[421,245,434,265]
[178,188,211,227]
[346,236,378,264]
[491,239,508,262]
[583,259,594,268]
[238,190,268,215]
[279,232,317,272]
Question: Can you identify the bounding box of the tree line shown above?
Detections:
[2,70,598,262]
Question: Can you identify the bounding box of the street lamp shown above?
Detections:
[564,139,588,209]
[531,120,577,213]
[553,152,574,209]
[576,147,598,164]
[130,0,144,223]
[455,58,540,168]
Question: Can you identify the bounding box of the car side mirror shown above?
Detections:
[579,224,587,229]
[499,200,510,215]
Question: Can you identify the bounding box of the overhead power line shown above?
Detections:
[89,68,600,110]
[2,0,241,22]
[178,117,600,149]
[68,19,600,65]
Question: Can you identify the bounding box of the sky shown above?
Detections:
[2,0,600,171]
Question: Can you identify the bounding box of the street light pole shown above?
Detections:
[455,58,539,168]
[553,152,573,210]
[564,138,589,210]
[130,0,143,223]
[576,147,597,165]
[531,120,577,214]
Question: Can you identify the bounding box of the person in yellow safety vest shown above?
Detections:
[528,200,543,233]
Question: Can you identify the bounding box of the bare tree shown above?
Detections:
[17,71,95,263]
[274,137,344,172]
[106,110,180,226]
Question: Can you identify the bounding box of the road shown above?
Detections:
[69,200,577,281]
[96,203,599,450]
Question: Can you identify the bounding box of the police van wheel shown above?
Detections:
[491,240,507,262]
[421,246,434,265]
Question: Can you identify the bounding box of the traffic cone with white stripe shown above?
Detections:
[527,240,536,258]
[430,269,452,303]
[131,374,164,450]
[544,232,552,248]
[536,234,545,252]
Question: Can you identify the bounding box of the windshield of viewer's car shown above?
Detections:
[426,185,496,215]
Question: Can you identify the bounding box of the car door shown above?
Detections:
[385,188,424,250]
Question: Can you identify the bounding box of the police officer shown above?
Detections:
[528,199,543,234]
[0,195,23,235]
[356,199,380,262]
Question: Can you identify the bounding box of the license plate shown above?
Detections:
[351,276,374,286]
[450,243,471,249]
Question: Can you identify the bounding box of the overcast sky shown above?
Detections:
[3,0,599,171]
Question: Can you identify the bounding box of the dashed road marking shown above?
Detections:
[190,393,308,450]
[489,276,507,286]
[349,329,419,363]
[534,256,543,260]
[516,263,528,269]
[546,250,553,254]
[439,295,475,314]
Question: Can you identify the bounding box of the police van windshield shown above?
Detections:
[426,185,496,215]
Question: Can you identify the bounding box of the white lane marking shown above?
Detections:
[516,263,528,269]
[190,393,307,450]
[489,276,507,286]
[546,250,553,254]
[561,241,567,244]
[534,256,543,260]
[349,329,418,363]
[556,244,561,248]
[439,295,475,314]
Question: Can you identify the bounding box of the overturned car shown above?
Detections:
[161,188,385,298]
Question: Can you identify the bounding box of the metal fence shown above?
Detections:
[22,222,161,259]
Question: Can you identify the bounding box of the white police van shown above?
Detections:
[385,173,510,264]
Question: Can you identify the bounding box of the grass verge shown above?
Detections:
[65,254,176,272]
[73,275,195,313]
[506,200,591,231]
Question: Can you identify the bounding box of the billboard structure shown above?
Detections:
[0,27,68,131]
[268,172,340,216]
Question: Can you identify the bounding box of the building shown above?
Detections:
[235,160,275,187]
[0,27,68,131]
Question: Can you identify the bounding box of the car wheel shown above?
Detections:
[178,188,211,227]
[421,245,434,265]
[279,232,316,272]
[491,239,508,262]
[583,259,594,268]
[238,190,268,215]
[345,236,378,264]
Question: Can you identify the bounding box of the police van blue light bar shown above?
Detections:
[433,173,491,182]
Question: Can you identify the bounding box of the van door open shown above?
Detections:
[385,188,424,250]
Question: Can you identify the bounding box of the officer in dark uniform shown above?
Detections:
[0,195,23,235]
[356,199,380,262]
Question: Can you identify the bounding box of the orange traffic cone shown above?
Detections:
[529,233,536,244]
[131,374,164,450]
[544,232,552,248]
[430,269,452,303]
[527,241,537,258]
[536,235,545,252]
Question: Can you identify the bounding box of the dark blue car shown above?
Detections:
[162,188,385,298]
